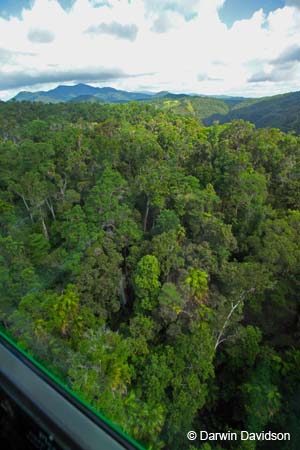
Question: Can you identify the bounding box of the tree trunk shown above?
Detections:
[214,300,242,350]
[41,216,49,240]
[119,275,127,306]
[20,194,34,222]
[59,176,67,199]
[143,196,150,232]
[46,198,56,220]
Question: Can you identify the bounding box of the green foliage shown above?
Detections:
[157,282,184,325]
[241,355,281,432]
[205,91,300,133]
[76,238,123,319]
[152,209,181,234]
[1,101,300,449]
[186,268,209,302]
[68,327,132,425]
[151,230,184,279]
[225,326,262,369]
[133,255,161,312]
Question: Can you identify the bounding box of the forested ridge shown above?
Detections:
[9,84,300,134]
[204,91,300,134]
[1,101,300,449]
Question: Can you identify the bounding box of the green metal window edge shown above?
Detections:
[0,327,146,450]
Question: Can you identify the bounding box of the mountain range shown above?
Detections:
[10,84,300,133]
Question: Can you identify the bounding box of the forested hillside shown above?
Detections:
[1,102,300,450]
[203,91,300,133]
[145,95,236,122]
[149,91,300,133]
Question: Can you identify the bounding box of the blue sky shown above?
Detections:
[0,0,286,24]
[219,0,285,26]
[0,0,76,18]
[0,0,299,99]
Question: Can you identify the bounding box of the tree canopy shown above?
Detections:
[1,101,300,449]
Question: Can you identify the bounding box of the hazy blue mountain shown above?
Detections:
[11,83,244,108]
[12,83,154,103]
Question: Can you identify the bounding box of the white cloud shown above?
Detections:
[271,44,300,65]
[0,66,135,90]
[0,0,299,99]
[85,22,138,41]
[28,28,55,43]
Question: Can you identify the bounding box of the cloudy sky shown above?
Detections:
[0,0,299,99]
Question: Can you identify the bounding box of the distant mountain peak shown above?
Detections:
[74,83,90,87]
[9,83,248,107]
[10,83,200,104]
[11,83,156,104]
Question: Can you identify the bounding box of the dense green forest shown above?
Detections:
[144,91,300,134]
[10,83,300,134]
[145,95,235,122]
[204,91,300,134]
[1,101,300,449]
